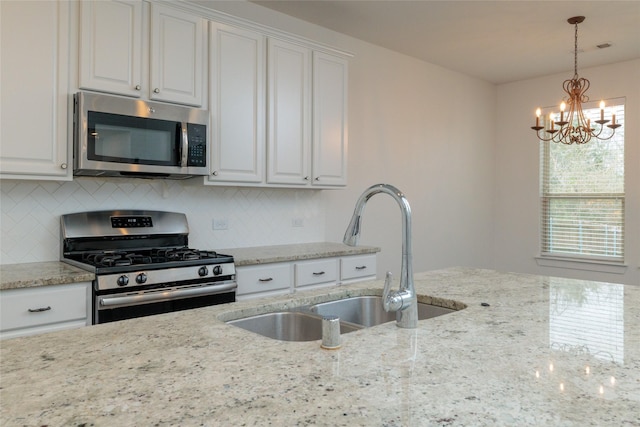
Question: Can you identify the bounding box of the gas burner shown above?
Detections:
[151,248,219,262]
[83,252,153,268]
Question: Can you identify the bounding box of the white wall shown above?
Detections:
[205,1,497,278]
[8,1,634,288]
[493,59,640,285]
[0,1,497,282]
[0,179,326,264]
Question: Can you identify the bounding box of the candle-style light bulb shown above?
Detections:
[535,108,541,127]
[560,102,566,122]
[600,101,605,121]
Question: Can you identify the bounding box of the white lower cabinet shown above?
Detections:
[295,258,338,290]
[0,282,91,340]
[340,254,377,283]
[235,263,291,301]
[236,254,376,300]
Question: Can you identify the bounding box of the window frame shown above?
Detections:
[537,97,627,272]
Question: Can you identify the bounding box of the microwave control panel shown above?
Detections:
[186,123,207,167]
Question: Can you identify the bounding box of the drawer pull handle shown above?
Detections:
[28,306,51,313]
[258,278,273,282]
[312,271,326,276]
[355,266,367,270]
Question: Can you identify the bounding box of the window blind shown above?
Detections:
[540,100,625,261]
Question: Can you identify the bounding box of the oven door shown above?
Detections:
[94,280,236,324]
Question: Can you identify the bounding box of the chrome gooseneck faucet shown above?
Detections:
[343,184,417,328]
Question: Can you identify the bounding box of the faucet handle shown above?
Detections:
[382,271,404,312]
[382,271,393,301]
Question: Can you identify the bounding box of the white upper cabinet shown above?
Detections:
[312,52,348,187]
[266,39,312,186]
[79,0,143,98]
[0,0,73,180]
[207,22,349,189]
[149,4,205,106]
[208,22,266,183]
[79,1,206,107]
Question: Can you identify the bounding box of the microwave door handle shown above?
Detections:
[180,122,189,167]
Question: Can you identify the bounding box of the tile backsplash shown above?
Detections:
[0,178,326,265]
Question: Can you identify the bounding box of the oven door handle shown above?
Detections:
[99,282,237,308]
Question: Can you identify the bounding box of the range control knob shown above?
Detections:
[117,275,129,287]
[136,273,147,284]
[212,265,223,276]
[198,266,209,277]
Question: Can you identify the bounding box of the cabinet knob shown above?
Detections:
[60,163,67,169]
[153,88,160,94]
[314,177,320,181]
[304,176,309,181]
[212,171,218,176]
[135,85,141,91]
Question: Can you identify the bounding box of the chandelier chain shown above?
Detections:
[573,21,579,78]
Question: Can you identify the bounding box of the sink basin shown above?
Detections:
[310,295,454,327]
[226,295,458,341]
[227,311,361,342]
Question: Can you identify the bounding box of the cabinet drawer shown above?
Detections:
[295,259,338,287]
[341,254,377,281]
[236,263,291,296]
[0,283,89,332]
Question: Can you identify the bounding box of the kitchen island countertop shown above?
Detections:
[1,267,638,426]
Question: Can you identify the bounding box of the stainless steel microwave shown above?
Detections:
[73,92,209,179]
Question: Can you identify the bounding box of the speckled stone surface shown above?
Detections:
[219,242,380,266]
[0,262,94,290]
[1,268,639,426]
[0,243,378,291]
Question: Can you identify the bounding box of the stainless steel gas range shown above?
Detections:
[61,210,236,324]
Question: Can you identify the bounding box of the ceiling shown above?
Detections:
[248,1,640,84]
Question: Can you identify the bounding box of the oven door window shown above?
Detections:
[87,111,180,166]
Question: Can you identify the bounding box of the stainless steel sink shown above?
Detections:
[310,295,455,327]
[226,295,458,341]
[227,311,361,342]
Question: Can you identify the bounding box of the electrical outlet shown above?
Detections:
[292,217,304,227]
[213,218,229,230]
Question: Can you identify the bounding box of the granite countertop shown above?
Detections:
[0,242,379,291]
[218,241,380,266]
[0,262,94,291]
[1,267,639,426]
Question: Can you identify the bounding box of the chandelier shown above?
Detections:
[531,16,620,145]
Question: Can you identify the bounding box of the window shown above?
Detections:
[540,99,625,263]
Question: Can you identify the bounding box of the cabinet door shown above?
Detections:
[150,4,205,106]
[341,254,377,283]
[0,282,90,339]
[79,0,143,97]
[236,263,291,300]
[295,258,338,289]
[0,0,72,180]
[208,22,265,183]
[267,39,311,185]
[312,52,348,186]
